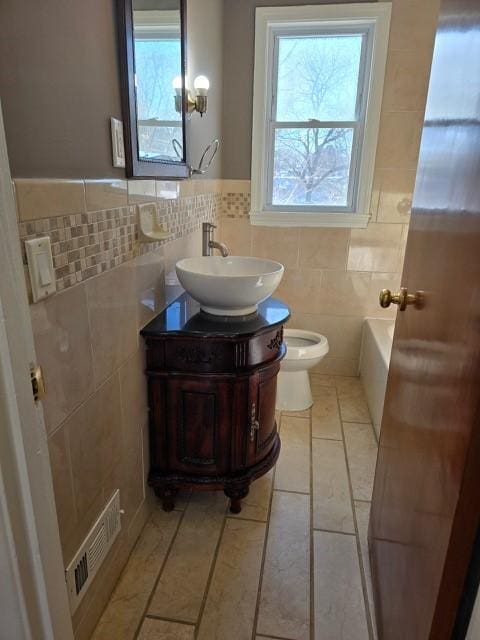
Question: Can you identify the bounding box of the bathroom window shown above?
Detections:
[250,4,391,227]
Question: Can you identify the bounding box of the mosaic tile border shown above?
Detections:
[19,193,220,294]
[221,192,251,219]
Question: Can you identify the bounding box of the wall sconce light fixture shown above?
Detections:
[173,75,209,117]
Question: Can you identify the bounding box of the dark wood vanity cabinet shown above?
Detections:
[141,294,290,513]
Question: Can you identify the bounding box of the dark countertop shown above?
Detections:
[141,293,290,338]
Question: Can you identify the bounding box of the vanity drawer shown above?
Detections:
[146,326,284,373]
[164,338,234,373]
[248,327,283,366]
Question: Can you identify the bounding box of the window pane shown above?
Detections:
[276,34,363,122]
[271,127,354,207]
[134,38,181,122]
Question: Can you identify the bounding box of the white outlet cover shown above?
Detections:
[25,236,56,303]
[110,117,126,168]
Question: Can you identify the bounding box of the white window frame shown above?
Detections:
[250,3,391,228]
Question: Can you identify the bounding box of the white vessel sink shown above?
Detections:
[175,256,284,316]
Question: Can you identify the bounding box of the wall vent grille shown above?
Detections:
[65,490,121,613]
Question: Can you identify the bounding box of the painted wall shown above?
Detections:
[0,0,124,179]
[221,0,373,179]
[0,0,224,179]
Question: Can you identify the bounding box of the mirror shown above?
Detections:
[117,0,189,178]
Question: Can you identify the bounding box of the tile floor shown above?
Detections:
[91,374,378,640]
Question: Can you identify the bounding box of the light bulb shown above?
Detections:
[172,75,183,96]
[194,75,210,96]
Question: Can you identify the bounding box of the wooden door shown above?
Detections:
[369,1,480,638]
[247,361,280,465]
[166,378,233,475]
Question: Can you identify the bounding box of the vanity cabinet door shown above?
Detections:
[247,361,280,465]
[166,377,233,475]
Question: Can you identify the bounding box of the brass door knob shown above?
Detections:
[379,287,423,311]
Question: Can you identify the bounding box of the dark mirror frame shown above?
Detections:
[117,0,189,179]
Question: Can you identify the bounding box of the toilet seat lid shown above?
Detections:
[283,329,329,360]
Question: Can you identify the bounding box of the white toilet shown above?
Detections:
[276,329,329,411]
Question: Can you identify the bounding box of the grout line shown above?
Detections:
[250,450,278,640]
[342,419,374,425]
[144,613,196,627]
[312,526,356,537]
[273,488,310,496]
[339,406,376,640]
[132,508,186,640]
[226,514,268,524]
[311,435,343,442]
[308,393,315,640]
[194,508,229,638]
[254,634,299,640]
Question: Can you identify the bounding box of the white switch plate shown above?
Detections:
[110,117,126,168]
[25,237,56,303]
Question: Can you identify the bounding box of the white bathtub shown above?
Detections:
[360,318,395,439]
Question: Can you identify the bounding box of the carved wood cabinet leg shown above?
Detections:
[224,484,250,514]
[155,486,177,512]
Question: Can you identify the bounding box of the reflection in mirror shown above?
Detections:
[132,1,183,163]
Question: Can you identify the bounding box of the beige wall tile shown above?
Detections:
[119,348,148,450]
[298,228,349,270]
[275,269,323,315]
[14,178,85,221]
[311,386,342,440]
[355,501,377,638]
[348,223,403,272]
[222,179,251,194]
[383,50,432,112]
[312,439,355,533]
[31,283,94,434]
[376,169,416,224]
[220,218,252,256]
[252,226,299,269]
[257,491,310,640]
[343,422,378,501]
[318,270,371,317]
[197,519,266,640]
[314,530,369,639]
[128,180,156,205]
[138,619,195,640]
[48,425,77,561]
[229,470,273,522]
[290,313,363,361]
[156,180,180,200]
[192,178,223,195]
[85,179,128,211]
[86,263,138,387]
[389,0,440,52]
[274,416,310,494]
[104,436,144,533]
[149,492,228,623]
[375,111,424,170]
[134,250,166,330]
[67,374,123,518]
[312,356,359,376]
[92,509,181,640]
[336,377,372,424]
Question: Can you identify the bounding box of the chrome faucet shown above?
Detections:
[202,222,229,257]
